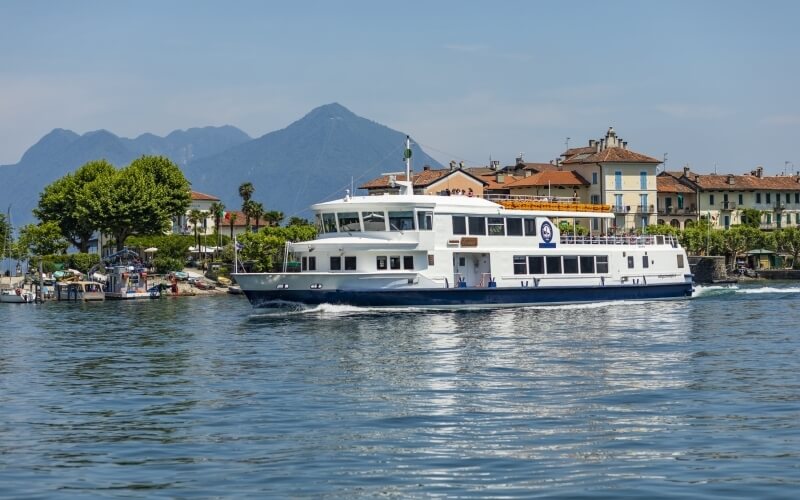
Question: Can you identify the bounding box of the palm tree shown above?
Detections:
[188,209,204,265]
[242,200,255,230]
[250,202,265,232]
[265,210,285,227]
[228,212,238,240]
[209,201,225,248]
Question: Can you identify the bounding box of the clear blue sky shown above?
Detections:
[2,0,799,174]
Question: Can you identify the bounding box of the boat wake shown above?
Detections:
[693,283,800,298]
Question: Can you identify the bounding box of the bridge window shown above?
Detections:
[390,256,401,270]
[376,256,387,270]
[338,212,361,232]
[345,256,357,270]
[404,256,414,269]
[330,256,341,270]
[452,216,466,235]
[301,256,316,271]
[677,254,684,268]
[597,255,609,273]
[507,218,523,236]
[468,216,486,235]
[362,211,386,231]
[563,256,578,274]
[389,211,415,231]
[321,213,337,233]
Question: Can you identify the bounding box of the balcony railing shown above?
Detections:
[612,205,631,214]
[658,206,698,216]
[721,201,737,210]
[775,202,786,211]
[636,204,655,213]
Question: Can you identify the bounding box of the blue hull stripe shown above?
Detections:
[243,283,693,308]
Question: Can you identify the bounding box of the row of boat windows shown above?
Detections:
[453,216,537,236]
[513,255,609,275]
[300,255,416,271]
[318,211,434,233]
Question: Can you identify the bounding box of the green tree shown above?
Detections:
[236,223,317,271]
[0,212,9,255]
[241,199,255,231]
[640,223,679,236]
[722,225,763,269]
[228,211,238,239]
[17,221,69,257]
[83,156,191,251]
[774,227,800,268]
[288,216,310,226]
[250,202,265,232]
[740,208,762,228]
[265,210,285,227]
[188,209,204,256]
[239,182,254,228]
[34,159,116,252]
[209,201,225,247]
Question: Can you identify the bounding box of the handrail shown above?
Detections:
[485,194,612,213]
[560,235,678,246]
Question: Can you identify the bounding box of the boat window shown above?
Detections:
[506,218,523,236]
[417,211,433,231]
[322,213,337,233]
[627,256,635,269]
[642,256,649,269]
[677,254,684,269]
[546,256,562,274]
[579,256,595,274]
[452,216,467,235]
[528,256,545,274]
[308,256,316,271]
[524,218,537,236]
[596,255,609,273]
[389,211,415,231]
[362,211,386,231]
[390,256,401,270]
[330,256,342,270]
[513,256,527,274]
[376,256,387,270]
[302,257,307,271]
[428,254,435,265]
[468,216,486,235]
[345,256,357,270]
[338,212,361,232]
[403,256,414,269]
[488,217,505,236]
[563,256,578,274]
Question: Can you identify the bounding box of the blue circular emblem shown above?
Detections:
[541,221,553,243]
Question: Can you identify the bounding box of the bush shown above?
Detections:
[152,256,185,274]
[68,253,101,273]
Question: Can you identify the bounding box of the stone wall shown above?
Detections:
[689,256,728,283]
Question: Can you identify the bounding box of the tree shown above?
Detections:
[188,209,204,256]
[237,223,317,271]
[288,216,310,226]
[209,201,225,248]
[0,212,9,255]
[34,159,116,252]
[17,222,69,256]
[265,210,284,227]
[228,212,238,240]
[640,223,678,236]
[740,208,762,229]
[239,182,254,227]
[774,227,800,268]
[241,199,255,230]
[722,225,763,269]
[250,202,265,232]
[82,156,191,250]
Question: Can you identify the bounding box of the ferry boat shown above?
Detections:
[233,139,693,308]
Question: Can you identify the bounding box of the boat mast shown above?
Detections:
[402,135,413,196]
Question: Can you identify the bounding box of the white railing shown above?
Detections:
[560,235,678,246]
[483,193,581,204]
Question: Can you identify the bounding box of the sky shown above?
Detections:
[1,0,799,175]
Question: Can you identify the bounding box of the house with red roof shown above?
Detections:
[172,190,221,236]
[360,165,488,197]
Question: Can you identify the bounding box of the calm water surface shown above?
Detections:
[1,283,799,498]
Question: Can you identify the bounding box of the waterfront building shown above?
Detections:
[561,127,661,234]
[359,164,488,196]
[173,191,220,236]
[656,172,698,229]
[658,167,800,230]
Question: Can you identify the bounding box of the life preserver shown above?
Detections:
[15,288,21,295]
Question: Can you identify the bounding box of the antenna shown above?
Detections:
[565,137,570,150]
[662,153,668,173]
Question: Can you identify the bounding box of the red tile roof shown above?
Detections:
[223,210,248,226]
[479,174,521,190]
[657,175,695,194]
[360,168,488,189]
[692,173,800,191]
[191,190,220,201]
[563,147,660,164]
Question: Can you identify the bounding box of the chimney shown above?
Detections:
[589,139,596,148]
[496,173,505,184]
[458,161,464,169]
[423,165,431,171]
[622,141,627,150]
[596,140,601,153]
[683,165,690,176]
[516,154,524,166]
[600,139,605,150]
[449,160,456,171]
[727,174,735,185]
[756,166,764,178]
[524,170,532,178]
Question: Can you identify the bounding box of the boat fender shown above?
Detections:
[15,288,21,295]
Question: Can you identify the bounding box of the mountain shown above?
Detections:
[0,125,251,227]
[184,103,442,219]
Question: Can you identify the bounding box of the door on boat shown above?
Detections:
[452,252,492,287]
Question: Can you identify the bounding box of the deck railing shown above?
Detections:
[560,234,678,247]
[484,194,612,213]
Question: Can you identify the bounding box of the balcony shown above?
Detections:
[721,201,737,210]
[775,202,786,211]
[613,205,631,214]
[636,204,655,214]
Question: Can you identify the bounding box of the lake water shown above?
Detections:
[1,283,799,498]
